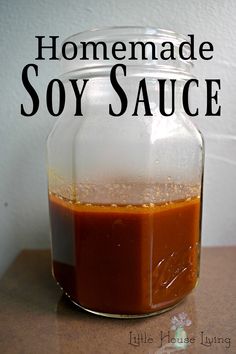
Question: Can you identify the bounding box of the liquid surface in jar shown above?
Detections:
[49,188,201,315]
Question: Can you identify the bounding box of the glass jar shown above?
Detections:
[47,27,204,318]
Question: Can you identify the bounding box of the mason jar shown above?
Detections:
[47,27,204,318]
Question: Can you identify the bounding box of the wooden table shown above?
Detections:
[0,248,235,353]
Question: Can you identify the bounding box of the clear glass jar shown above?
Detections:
[47,27,204,318]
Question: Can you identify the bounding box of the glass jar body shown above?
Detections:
[47,28,204,318]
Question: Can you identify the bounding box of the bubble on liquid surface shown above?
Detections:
[50,181,201,206]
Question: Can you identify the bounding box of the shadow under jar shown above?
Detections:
[47,26,204,318]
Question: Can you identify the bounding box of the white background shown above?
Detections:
[0,0,235,277]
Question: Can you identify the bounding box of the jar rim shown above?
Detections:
[60,26,193,79]
[62,25,189,47]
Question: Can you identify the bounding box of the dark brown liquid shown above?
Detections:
[49,193,201,315]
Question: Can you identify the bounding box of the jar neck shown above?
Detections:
[60,26,193,80]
